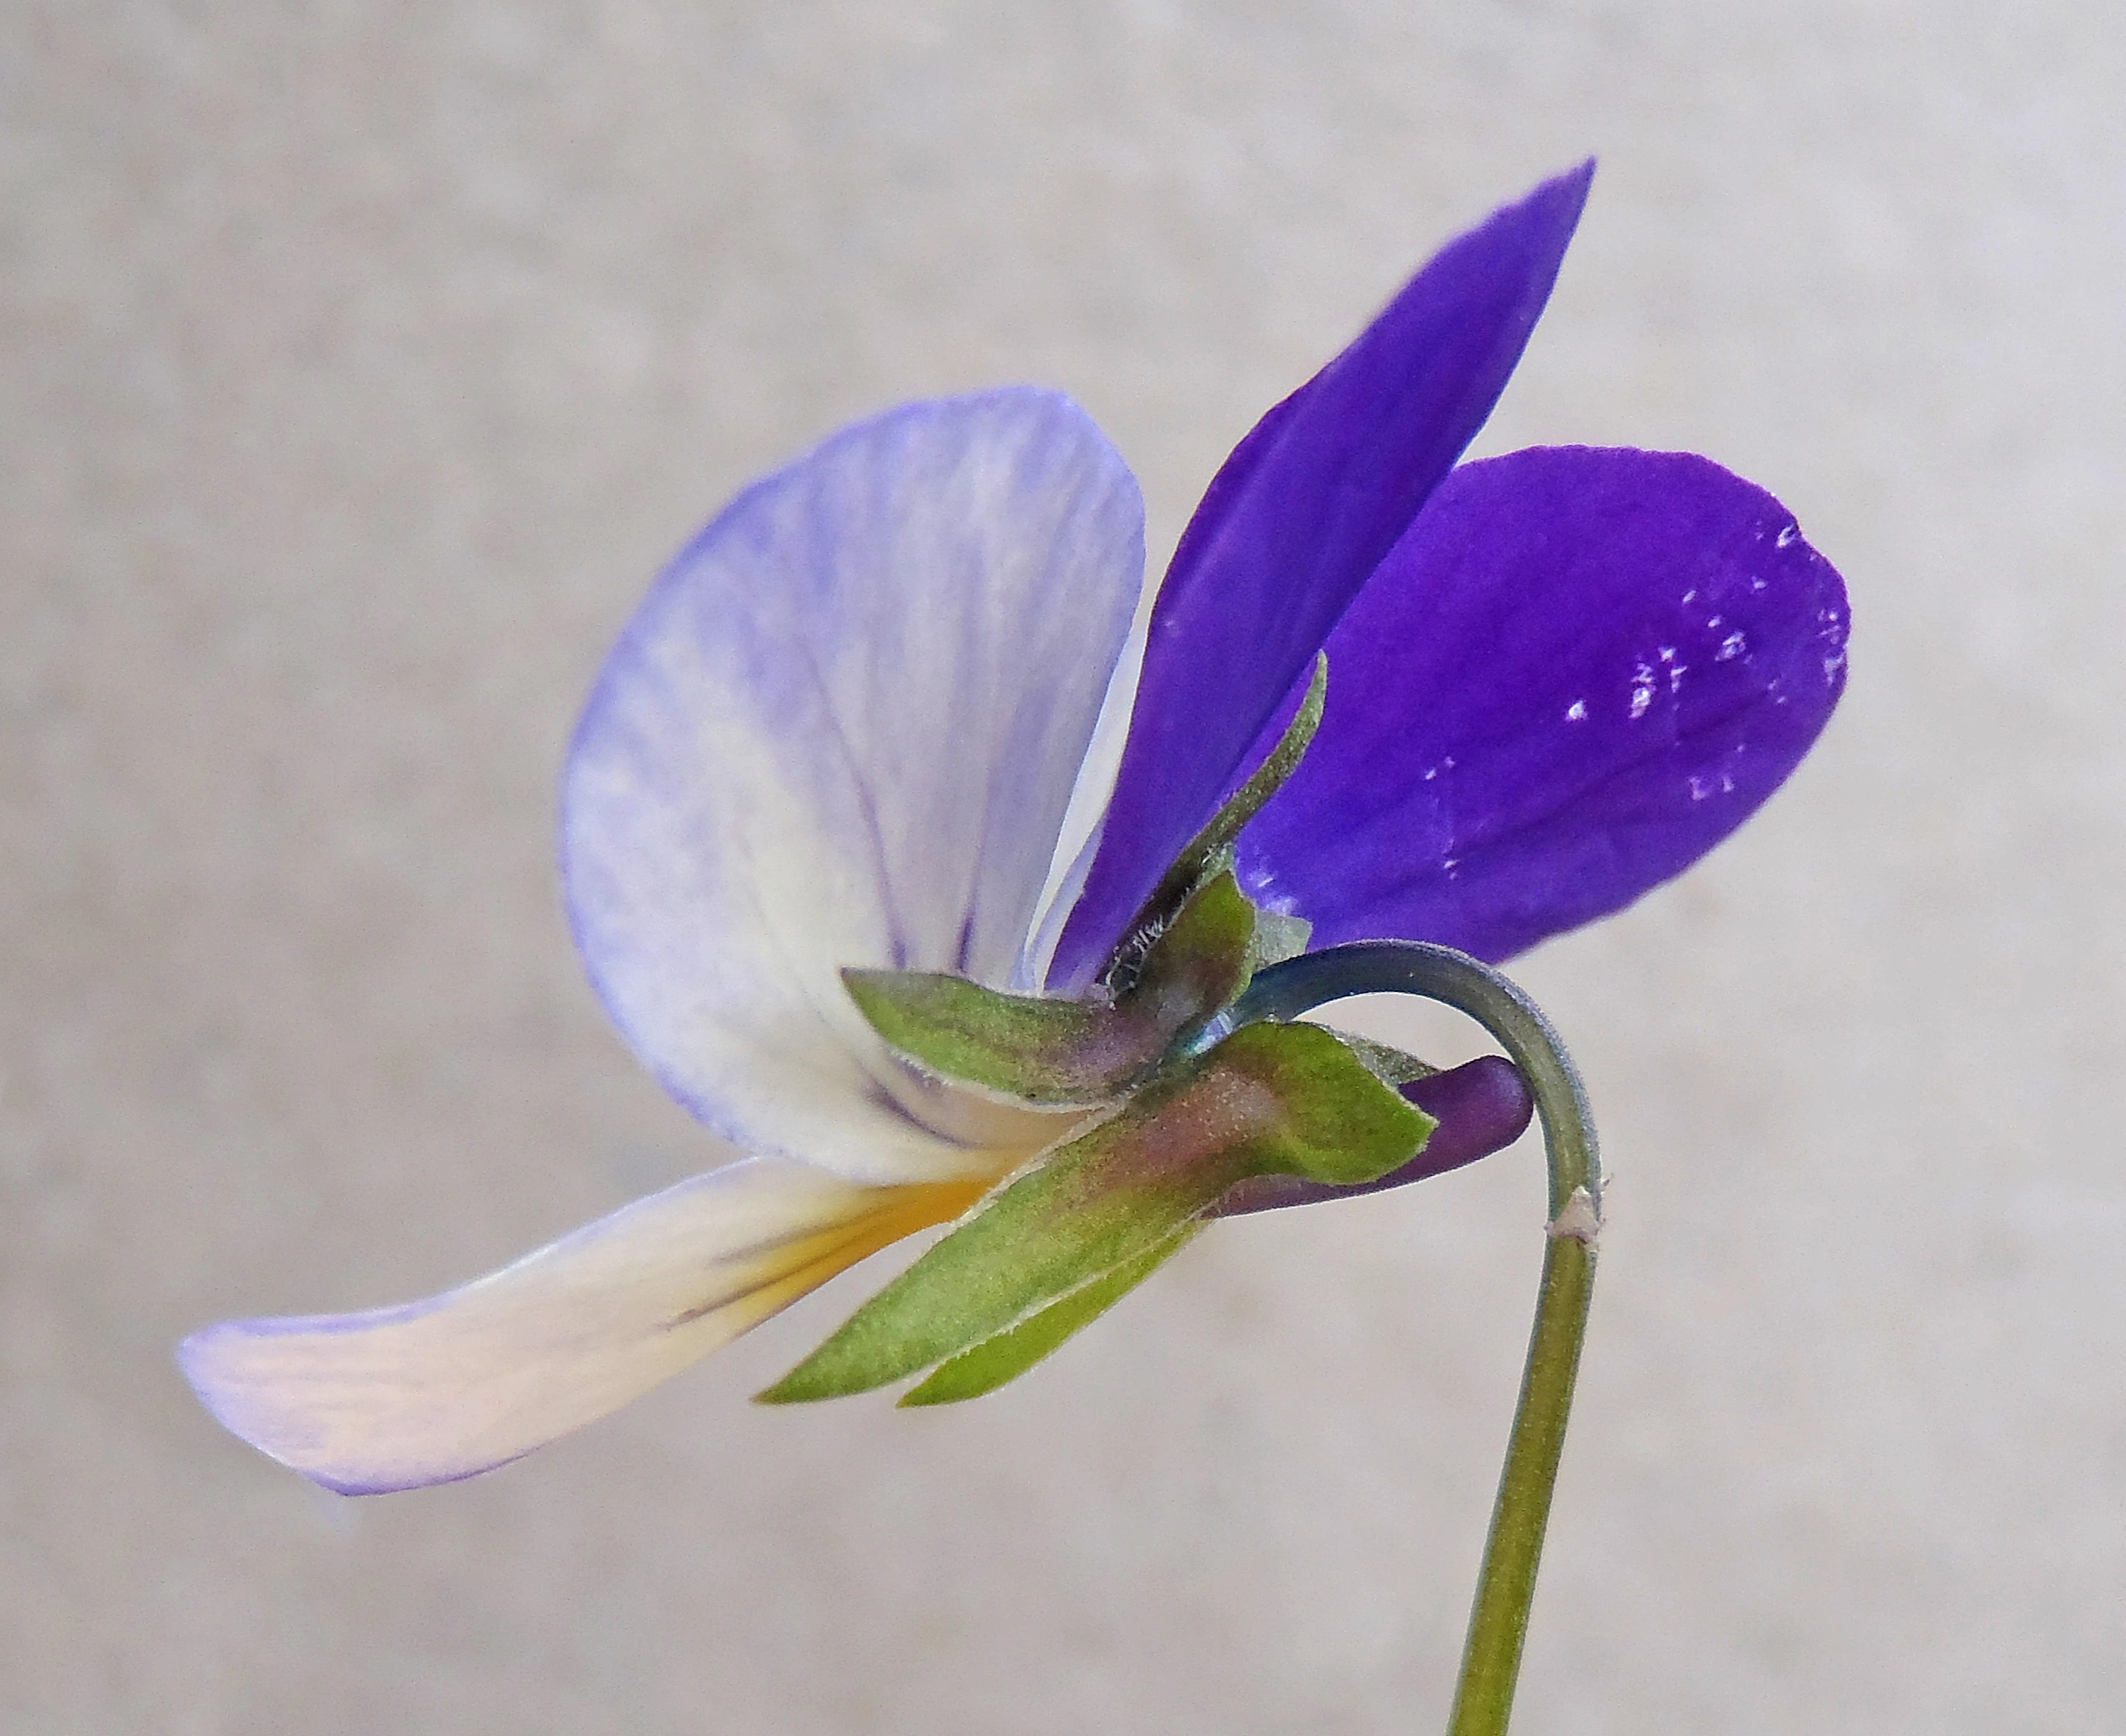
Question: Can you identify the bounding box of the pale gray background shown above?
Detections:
[6,2,2120,1732]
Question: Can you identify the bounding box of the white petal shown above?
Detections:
[179,1158,987,1493]
[562,389,1145,1182]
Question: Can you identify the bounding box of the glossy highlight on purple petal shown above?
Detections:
[1211,1054,1534,1216]
[1051,162,1596,989]
[1233,446,1850,963]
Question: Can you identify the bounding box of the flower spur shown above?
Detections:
[181,162,1848,1495]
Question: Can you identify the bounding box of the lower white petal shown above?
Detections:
[179,1157,987,1493]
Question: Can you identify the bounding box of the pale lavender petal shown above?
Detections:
[1232,447,1851,961]
[1050,164,1595,988]
[179,1159,987,1492]
[563,389,1144,1183]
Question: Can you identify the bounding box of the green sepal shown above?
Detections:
[841,971,1113,1106]
[843,868,1260,1107]
[757,1019,1435,1404]
[1103,652,1327,992]
[1219,1020,1439,1186]
[899,1224,1200,1406]
[1124,865,1258,1032]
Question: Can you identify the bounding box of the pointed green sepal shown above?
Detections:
[1124,865,1258,1032]
[1104,652,1327,989]
[899,1224,1200,1406]
[757,1018,1435,1404]
[842,970,1116,1105]
[843,869,1260,1107]
[1212,1019,1439,1186]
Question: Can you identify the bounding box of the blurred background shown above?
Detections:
[6,2,2122,1730]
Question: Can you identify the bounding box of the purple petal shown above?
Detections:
[1212,1054,1534,1216]
[1231,446,1851,961]
[562,389,1144,1182]
[1049,164,1595,989]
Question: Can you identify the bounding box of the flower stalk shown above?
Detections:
[1214,941,1602,1736]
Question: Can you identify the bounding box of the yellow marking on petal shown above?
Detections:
[661,1177,990,1330]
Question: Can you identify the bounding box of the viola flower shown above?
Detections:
[181,163,1848,1493]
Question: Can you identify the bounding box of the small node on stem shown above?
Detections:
[1545,1185,1601,1246]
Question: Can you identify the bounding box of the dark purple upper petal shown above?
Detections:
[1047,164,1596,989]
[1230,446,1850,962]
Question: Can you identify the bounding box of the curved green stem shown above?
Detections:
[1222,941,1603,1736]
